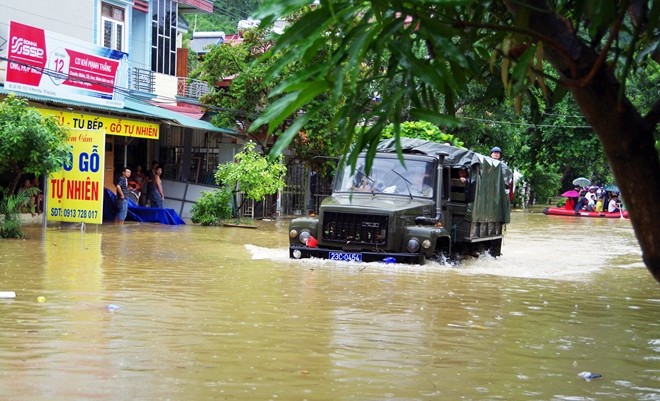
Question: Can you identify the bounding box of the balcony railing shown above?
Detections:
[130,67,156,94]
[177,78,210,99]
[128,67,210,101]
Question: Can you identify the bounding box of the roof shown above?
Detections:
[124,99,236,134]
[0,87,149,119]
[150,102,205,119]
[177,0,214,14]
[1,86,238,135]
[190,32,225,54]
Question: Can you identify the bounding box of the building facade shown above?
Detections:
[0,0,246,220]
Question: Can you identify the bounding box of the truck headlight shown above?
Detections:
[289,229,298,239]
[406,238,420,253]
[299,230,311,245]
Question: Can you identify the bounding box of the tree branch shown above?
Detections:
[579,11,624,87]
[452,19,579,78]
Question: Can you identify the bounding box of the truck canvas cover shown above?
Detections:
[376,138,511,224]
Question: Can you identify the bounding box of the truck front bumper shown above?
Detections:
[289,245,426,264]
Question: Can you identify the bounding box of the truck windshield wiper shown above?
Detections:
[390,169,413,199]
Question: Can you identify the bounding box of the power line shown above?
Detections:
[458,116,592,129]
[1,55,594,131]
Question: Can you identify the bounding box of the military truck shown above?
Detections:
[288,138,512,264]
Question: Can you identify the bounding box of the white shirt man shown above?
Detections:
[585,188,597,203]
[608,196,620,212]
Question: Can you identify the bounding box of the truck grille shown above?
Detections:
[322,212,389,245]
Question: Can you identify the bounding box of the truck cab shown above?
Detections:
[289,138,512,264]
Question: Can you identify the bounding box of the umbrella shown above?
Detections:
[572,177,591,187]
[561,190,580,197]
[604,184,619,192]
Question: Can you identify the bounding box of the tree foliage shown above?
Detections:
[190,188,234,226]
[192,26,344,167]
[252,1,660,280]
[381,120,464,147]
[0,94,70,194]
[187,0,264,34]
[214,141,287,215]
[0,186,37,238]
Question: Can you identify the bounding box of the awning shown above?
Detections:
[124,99,236,134]
[0,87,151,119]
[178,0,213,13]
[1,86,238,136]
[150,102,205,119]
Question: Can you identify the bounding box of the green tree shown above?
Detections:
[193,26,343,166]
[0,94,70,195]
[190,187,234,226]
[187,0,263,34]
[0,187,38,238]
[192,28,346,184]
[381,120,464,147]
[252,1,660,281]
[455,79,612,204]
[214,141,287,218]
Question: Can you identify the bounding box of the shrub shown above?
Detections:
[190,188,233,226]
[0,187,37,238]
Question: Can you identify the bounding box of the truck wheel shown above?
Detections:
[488,239,503,257]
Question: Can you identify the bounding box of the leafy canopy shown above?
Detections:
[214,141,287,208]
[190,188,234,226]
[381,120,464,147]
[193,26,344,165]
[250,1,660,280]
[0,94,70,194]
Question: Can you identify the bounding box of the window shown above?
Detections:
[101,3,126,51]
[151,0,178,76]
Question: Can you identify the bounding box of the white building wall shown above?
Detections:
[0,1,113,84]
[0,1,95,41]
[129,9,150,70]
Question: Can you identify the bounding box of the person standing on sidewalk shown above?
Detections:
[115,167,131,224]
[150,166,165,208]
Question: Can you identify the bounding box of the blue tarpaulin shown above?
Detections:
[103,189,185,225]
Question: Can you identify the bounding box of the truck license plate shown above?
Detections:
[329,252,363,262]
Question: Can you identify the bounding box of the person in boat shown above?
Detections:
[595,197,604,212]
[585,187,597,203]
[586,196,596,211]
[565,196,576,211]
[608,194,622,213]
[574,191,589,213]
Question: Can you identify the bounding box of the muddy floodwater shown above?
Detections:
[0,212,658,401]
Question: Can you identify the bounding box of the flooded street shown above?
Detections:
[0,212,658,401]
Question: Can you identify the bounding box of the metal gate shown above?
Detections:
[281,158,334,216]
[282,159,308,216]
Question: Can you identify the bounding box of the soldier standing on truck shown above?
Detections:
[490,146,502,160]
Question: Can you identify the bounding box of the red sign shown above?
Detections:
[6,21,47,86]
[4,21,128,108]
[65,49,118,94]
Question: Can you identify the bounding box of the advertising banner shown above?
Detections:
[47,129,105,224]
[5,21,129,108]
[39,108,160,139]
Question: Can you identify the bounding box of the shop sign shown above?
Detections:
[40,108,159,139]
[5,20,129,108]
[47,130,105,224]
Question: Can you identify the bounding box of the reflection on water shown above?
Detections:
[0,213,658,401]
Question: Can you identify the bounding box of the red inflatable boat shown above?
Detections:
[543,207,629,219]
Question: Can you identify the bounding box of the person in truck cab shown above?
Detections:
[409,167,433,197]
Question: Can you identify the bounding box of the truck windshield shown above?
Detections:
[334,156,435,198]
